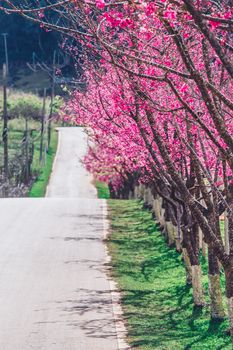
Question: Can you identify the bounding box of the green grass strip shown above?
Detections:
[95,180,110,199]
[29,130,58,197]
[107,199,231,350]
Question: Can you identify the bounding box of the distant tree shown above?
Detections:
[0,12,59,67]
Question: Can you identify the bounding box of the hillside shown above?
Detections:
[0,13,79,93]
[0,13,59,67]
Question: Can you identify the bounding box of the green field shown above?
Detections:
[107,199,231,350]
[0,118,41,169]
[0,117,58,196]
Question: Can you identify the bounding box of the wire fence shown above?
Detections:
[0,129,36,197]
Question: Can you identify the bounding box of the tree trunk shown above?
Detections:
[174,225,182,253]
[147,188,154,207]
[134,185,139,199]
[208,245,225,319]
[129,190,134,199]
[191,265,205,306]
[182,248,192,284]
[153,198,161,223]
[208,274,225,319]
[202,240,207,257]
[139,184,145,199]
[183,224,205,306]
[166,221,175,247]
[227,297,233,337]
[199,227,207,257]
[225,212,230,254]
[160,205,166,229]
[226,202,233,337]
[225,266,233,337]
[143,187,149,205]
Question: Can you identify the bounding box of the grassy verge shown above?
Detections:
[29,129,58,197]
[95,180,110,199]
[107,199,231,350]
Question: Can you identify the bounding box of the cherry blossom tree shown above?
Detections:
[2,0,233,337]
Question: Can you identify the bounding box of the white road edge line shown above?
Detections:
[102,200,131,350]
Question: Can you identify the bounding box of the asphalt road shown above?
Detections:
[46,128,97,198]
[0,127,119,350]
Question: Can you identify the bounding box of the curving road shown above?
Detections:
[0,127,121,350]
